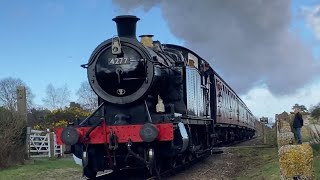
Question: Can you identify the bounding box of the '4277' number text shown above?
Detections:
[108,58,130,65]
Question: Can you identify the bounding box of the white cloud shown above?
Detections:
[240,81,320,122]
[301,5,320,40]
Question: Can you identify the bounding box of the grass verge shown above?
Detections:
[235,147,280,180]
[311,143,320,179]
[0,158,81,180]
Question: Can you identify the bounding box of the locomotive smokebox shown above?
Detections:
[113,15,140,39]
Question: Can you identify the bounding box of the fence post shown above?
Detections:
[26,127,31,159]
[49,132,55,159]
[263,124,267,144]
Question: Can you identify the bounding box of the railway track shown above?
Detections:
[93,137,258,180]
[95,153,209,180]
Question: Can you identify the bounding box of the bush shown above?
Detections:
[31,106,90,131]
[0,107,26,168]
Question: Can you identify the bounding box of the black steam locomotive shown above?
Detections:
[56,15,256,179]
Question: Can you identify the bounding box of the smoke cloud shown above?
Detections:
[112,0,319,95]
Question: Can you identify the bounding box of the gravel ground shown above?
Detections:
[168,151,239,180]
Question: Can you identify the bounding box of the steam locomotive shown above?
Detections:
[56,15,256,179]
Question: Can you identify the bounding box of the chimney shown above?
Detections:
[112,15,140,39]
[139,35,154,47]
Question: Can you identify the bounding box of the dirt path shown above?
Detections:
[168,138,267,180]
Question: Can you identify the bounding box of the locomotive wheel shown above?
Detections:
[181,156,186,165]
[152,158,162,177]
[170,158,177,168]
[148,148,162,177]
[187,153,193,162]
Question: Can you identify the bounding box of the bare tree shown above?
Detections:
[77,81,98,111]
[42,84,71,109]
[0,77,34,111]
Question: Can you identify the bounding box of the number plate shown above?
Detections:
[108,58,130,65]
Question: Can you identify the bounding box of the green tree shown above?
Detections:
[32,102,90,131]
[310,103,320,121]
[292,103,308,112]
[27,108,50,127]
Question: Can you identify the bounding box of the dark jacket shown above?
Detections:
[293,112,304,128]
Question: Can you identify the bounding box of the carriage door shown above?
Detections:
[200,61,211,117]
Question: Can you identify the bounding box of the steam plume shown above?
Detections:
[112,0,319,95]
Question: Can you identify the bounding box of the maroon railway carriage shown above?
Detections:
[56,15,255,179]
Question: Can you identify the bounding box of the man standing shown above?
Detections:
[293,108,304,144]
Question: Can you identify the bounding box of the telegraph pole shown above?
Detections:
[17,86,27,119]
[16,86,30,159]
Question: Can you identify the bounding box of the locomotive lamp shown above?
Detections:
[156,95,165,113]
[60,127,79,146]
[112,37,122,55]
[139,123,159,142]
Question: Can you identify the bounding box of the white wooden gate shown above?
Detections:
[29,130,62,158]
